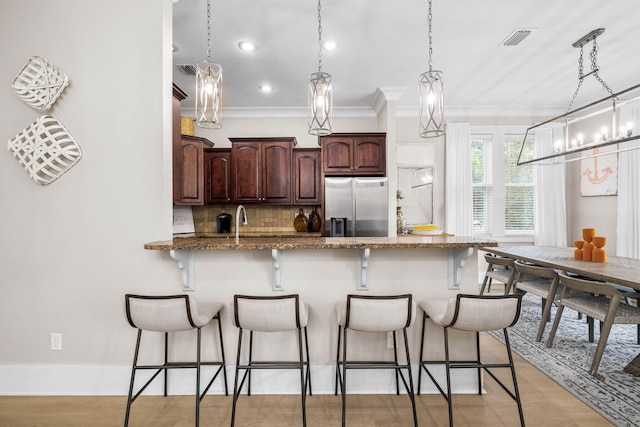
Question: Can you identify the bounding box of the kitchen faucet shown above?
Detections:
[236,205,248,239]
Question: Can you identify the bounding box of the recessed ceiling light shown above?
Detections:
[238,40,257,52]
[323,40,337,50]
[259,84,273,93]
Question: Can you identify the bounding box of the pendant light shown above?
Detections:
[308,0,333,136]
[195,0,222,129]
[419,0,444,138]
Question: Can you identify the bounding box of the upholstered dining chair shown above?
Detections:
[418,294,525,427]
[230,294,311,427]
[512,260,560,341]
[124,294,228,427]
[546,273,640,377]
[335,294,417,427]
[480,253,517,295]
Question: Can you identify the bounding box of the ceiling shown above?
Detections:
[172,0,640,119]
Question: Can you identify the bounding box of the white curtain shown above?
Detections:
[533,128,567,247]
[616,101,640,258]
[445,122,473,236]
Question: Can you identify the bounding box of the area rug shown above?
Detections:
[489,293,640,427]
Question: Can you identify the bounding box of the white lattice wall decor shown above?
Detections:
[7,115,82,185]
[11,56,69,111]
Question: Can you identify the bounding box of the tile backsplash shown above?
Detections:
[192,205,321,233]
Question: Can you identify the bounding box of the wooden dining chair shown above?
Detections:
[480,253,517,295]
[512,260,559,342]
[546,273,640,377]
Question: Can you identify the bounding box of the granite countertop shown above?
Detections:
[144,235,498,250]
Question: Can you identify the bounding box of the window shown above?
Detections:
[504,137,534,232]
[471,136,492,234]
[471,130,534,236]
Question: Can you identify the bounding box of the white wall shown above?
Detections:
[0,0,176,392]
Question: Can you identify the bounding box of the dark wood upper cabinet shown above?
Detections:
[204,149,233,204]
[293,148,321,205]
[230,137,296,204]
[320,133,386,175]
[172,84,214,205]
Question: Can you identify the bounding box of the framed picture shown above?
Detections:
[580,145,618,196]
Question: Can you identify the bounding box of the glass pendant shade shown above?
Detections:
[419,70,444,138]
[195,60,222,129]
[308,71,333,136]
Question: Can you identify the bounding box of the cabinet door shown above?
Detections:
[205,150,233,204]
[353,136,386,175]
[175,138,205,204]
[322,137,353,174]
[293,149,321,205]
[262,142,292,204]
[233,143,261,202]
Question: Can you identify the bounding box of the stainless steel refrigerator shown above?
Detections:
[324,177,389,237]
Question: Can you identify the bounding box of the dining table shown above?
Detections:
[480,245,640,376]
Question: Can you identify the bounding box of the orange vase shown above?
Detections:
[582,228,596,261]
[592,236,607,263]
[574,240,584,259]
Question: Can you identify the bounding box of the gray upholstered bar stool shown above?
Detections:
[480,253,517,294]
[124,294,228,427]
[418,294,524,427]
[513,260,560,341]
[230,294,311,427]
[335,294,418,427]
[546,273,640,377]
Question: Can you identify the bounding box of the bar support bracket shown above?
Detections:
[357,248,371,290]
[169,250,195,291]
[448,247,473,290]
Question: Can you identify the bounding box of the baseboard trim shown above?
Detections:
[0,364,481,396]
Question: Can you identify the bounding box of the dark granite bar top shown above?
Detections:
[144,236,498,251]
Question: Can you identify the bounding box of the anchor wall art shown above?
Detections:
[580,145,618,196]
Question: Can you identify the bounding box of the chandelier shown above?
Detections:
[308,0,333,136]
[195,0,222,129]
[518,28,640,165]
[418,0,444,138]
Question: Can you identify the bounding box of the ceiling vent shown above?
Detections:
[500,28,536,46]
[177,64,197,75]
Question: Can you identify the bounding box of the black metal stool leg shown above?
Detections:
[195,327,201,427]
[230,328,244,427]
[124,329,142,427]
[335,325,341,395]
[417,312,427,395]
[215,314,229,396]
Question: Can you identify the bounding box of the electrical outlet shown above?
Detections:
[51,333,62,351]
[387,332,394,349]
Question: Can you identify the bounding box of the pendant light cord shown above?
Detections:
[317,0,323,73]
[206,0,212,63]
[428,0,433,72]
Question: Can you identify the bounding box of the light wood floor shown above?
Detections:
[0,334,612,426]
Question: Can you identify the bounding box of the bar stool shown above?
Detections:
[513,260,560,341]
[230,294,311,427]
[335,294,417,427]
[480,253,516,294]
[418,294,524,427]
[124,294,228,427]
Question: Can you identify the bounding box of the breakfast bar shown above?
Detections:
[142,235,497,394]
[145,235,496,291]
